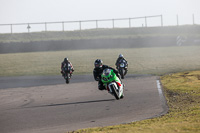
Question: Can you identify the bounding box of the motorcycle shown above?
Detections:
[101,68,124,100]
[62,63,73,84]
[117,59,128,79]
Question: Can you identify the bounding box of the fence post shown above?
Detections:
[27,23,31,33]
[62,22,64,31]
[193,14,195,25]
[176,15,179,26]
[161,15,163,26]
[96,20,98,29]
[129,18,131,28]
[79,21,81,30]
[45,22,47,32]
[10,24,13,34]
[145,16,147,27]
[112,19,115,28]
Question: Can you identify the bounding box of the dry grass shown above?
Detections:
[69,71,200,133]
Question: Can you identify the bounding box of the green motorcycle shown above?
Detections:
[101,68,124,100]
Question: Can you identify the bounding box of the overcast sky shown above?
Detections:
[0,0,199,32]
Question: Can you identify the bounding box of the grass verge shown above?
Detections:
[1,46,200,76]
[69,70,200,133]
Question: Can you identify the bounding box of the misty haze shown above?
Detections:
[0,0,200,133]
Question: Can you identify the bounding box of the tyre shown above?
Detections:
[65,73,69,84]
[119,69,124,79]
[110,84,120,100]
[120,93,124,99]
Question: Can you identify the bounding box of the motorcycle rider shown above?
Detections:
[93,59,121,90]
[115,54,128,76]
[61,57,74,77]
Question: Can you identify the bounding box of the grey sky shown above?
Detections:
[0,0,199,32]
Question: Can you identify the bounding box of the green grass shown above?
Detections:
[68,71,200,133]
[0,25,200,43]
[1,46,200,76]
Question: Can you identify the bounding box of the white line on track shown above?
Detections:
[156,80,163,99]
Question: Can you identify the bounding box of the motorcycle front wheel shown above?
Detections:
[110,84,120,100]
[65,73,69,84]
[119,68,124,79]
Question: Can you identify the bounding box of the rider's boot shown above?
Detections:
[124,70,127,76]
[61,71,64,77]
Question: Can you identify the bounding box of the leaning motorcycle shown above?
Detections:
[101,68,124,100]
[117,59,127,79]
[62,63,73,84]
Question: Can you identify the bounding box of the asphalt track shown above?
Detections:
[0,75,168,133]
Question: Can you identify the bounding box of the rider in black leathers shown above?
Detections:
[93,59,121,90]
[61,57,74,77]
[115,54,128,76]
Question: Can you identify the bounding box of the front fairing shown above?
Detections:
[118,59,126,68]
[101,69,120,85]
[120,63,125,67]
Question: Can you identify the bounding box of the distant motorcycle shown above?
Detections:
[101,68,124,100]
[62,63,73,84]
[116,59,128,79]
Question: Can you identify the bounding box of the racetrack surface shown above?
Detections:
[0,75,168,133]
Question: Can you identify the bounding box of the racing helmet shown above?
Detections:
[101,68,115,83]
[94,59,103,68]
[64,57,68,62]
[119,54,123,58]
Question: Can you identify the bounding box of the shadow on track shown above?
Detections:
[24,99,115,109]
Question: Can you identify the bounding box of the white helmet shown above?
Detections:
[119,54,123,58]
